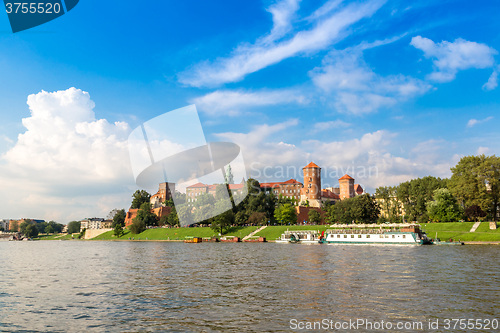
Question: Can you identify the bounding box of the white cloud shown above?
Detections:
[411,36,498,83]
[178,0,385,87]
[483,66,499,91]
[263,0,301,44]
[0,88,134,222]
[313,120,351,132]
[215,120,455,192]
[192,89,307,116]
[310,50,431,114]
[477,146,490,155]
[467,116,493,128]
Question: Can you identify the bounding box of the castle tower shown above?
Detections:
[339,174,355,199]
[303,162,321,200]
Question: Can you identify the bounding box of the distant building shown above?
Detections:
[186,181,246,203]
[80,218,105,232]
[260,179,303,202]
[150,182,175,208]
[0,219,9,232]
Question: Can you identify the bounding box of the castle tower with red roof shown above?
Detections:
[339,174,355,199]
[302,162,322,206]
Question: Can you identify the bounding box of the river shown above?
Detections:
[0,241,498,332]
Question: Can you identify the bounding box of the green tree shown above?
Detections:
[247,211,267,225]
[9,220,19,232]
[113,223,125,237]
[464,205,487,222]
[24,224,39,238]
[308,209,322,224]
[20,219,33,234]
[47,221,63,233]
[131,190,151,209]
[133,202,158,227]
[427,188,463,222]
[211,209,234,235]
[45,225,55,234]
[167,207,180,227]
[274,203,297,225]
[396,176,448,222]
[449,155,500,221]
[67,221,81,234]
[112,209,126,228]
[129,219,146,234]
[235,210,249,225]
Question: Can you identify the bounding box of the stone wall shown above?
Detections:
[84,228,113,239]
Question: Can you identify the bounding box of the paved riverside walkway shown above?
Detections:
[470,221,481,232]
[243,225,267,240]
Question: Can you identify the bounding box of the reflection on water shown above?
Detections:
[0,242,498,332]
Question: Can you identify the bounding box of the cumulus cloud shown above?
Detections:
[411,36,498,83]
[466,116,493,128]
[191,89,307,116]
[310,50,431,114]
[178,0,385,87]
[0,88,134,221]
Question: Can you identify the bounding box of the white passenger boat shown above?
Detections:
[321,223,431,245]
[276,230,323,244]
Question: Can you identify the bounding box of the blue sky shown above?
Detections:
[0,0,499,221]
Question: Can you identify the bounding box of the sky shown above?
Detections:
[0,0,499,222]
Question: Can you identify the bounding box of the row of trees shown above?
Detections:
[17,220,65,238]
[375,155,500,222]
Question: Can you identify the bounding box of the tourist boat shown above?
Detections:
[220,236,241,242]
[276,230,323,244]
[184,237,203,243]
[243,236,267,243]
[321,223,432,245]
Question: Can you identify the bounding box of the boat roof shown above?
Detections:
[329,223,420,228]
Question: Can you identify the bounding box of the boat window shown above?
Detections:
[344,235,347,238]
[392,235,395,238]
[358,235,362,238]
[402,235,406,238]
[337,235,340,238]
[351,235,354,238]
[366,235,370,238]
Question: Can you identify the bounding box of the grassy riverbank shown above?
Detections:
[91,226,259,241]
[421,222,500,242]
[37,222,500,242]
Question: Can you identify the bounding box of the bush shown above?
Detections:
[130,219,146,234]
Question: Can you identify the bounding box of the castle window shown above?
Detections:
[309,177,312,182]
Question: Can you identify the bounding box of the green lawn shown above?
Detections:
[85,222,500,242]
[90,226,259,241]
[421,222,500,242]
[36,233,78,240]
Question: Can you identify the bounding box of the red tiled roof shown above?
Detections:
[354,184,363,194]
[283,178,301,184]
[339,174,354,180]
[186,182,207,188]
[228,184,245,190]
[321,189,340,200]
[260,179,302,188]
[303,162,320,169]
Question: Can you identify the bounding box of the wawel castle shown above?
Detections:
[124,162,364,226]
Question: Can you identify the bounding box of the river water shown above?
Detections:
[0,241,498,332]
